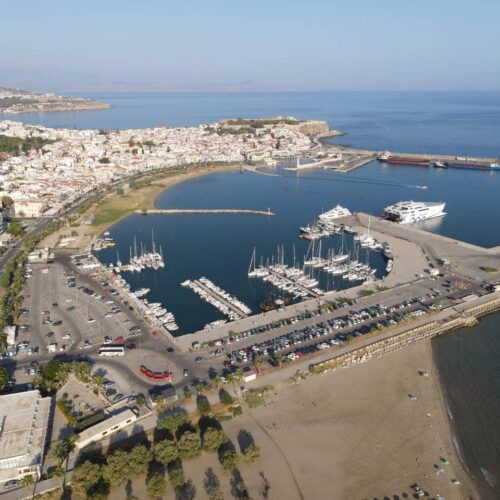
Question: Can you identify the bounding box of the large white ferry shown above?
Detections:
[318,205,351,222]
[384,200,446,224]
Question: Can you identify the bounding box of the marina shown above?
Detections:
[96,158,500,335]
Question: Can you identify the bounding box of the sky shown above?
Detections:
[1,0,500,92]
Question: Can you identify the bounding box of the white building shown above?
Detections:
[13,200,47,218]
[75,408,137,450]
[0,390,51,484]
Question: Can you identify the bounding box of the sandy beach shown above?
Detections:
[106,339,478,500]
[215,339,478,499]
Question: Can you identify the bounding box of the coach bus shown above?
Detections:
[98,345,125,357]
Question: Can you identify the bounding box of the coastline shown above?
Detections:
[40,163,239,250]
[150,164,238,210]
[203,339,479,499]
[428,340,481,499]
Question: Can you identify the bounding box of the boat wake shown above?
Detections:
[282,172,428,190]
[481,468,498,488]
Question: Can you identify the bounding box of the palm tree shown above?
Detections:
[91,375,105,391]
[234,368,244,383]
[213,375,223,389]
[51,435,77,464]
[52,464,66,490]
[20,474,36,499]
[254,358,264,374]
[276,353,283,369]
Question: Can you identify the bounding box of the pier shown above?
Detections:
[265,267,321,299]
[284,152,377,173]
[136,208,275,216]
[193,279,249,318]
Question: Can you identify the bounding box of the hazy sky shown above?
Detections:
[1,0,500,92]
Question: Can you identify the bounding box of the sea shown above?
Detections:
[2,91,500,496]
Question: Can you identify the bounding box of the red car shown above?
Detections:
[115,336,124,343]
[152,331,158,337]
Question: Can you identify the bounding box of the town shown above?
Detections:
[0,117,499,499]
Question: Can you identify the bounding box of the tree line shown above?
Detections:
[71,412,260,499]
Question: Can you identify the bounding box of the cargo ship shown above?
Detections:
[444,159,500,171]
[378,153,430,167]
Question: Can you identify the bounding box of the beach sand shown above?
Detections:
[107,339,477,500]
[216,339,478,499]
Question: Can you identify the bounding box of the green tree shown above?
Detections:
[203,428,229,452]
[51,435,77,464]
[157,413,189,435]
[0,367,8,390]
[52,464,66,488]
[220,449,239,472]
[219,389,234,405]
[154,439,179,465]
[19,474,34,489]
[167,462,185,489]
[146,473,168,499]
[177,431,202,459]
[99,157,110,164]
[276,353,283,368]
[71,360,93,383]
[6,221,25,236]
[71,461,106,498]
[104,445,152,487]
[204,468,224,500]
[243,443,261,464]
[254,358,264,374]
[196,395,211,414]
[213,375,223,389]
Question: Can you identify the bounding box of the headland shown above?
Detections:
[0,86,110,114]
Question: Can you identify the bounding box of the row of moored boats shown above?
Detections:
[182,277,252,321]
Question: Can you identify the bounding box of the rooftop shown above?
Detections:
[0,390,50,471]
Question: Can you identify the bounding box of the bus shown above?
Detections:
[98,345,125,357]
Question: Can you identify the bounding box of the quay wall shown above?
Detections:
[310,293,500,373]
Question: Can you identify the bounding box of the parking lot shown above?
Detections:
[193,276,475,375]
[16,259,145,358]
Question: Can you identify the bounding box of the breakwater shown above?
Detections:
[310,293,500,372]
[136,208,275,216]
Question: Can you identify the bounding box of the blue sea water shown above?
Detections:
[3,91,500,496]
